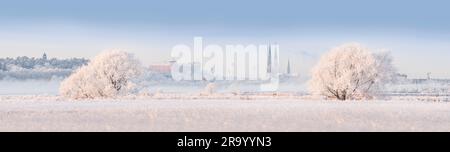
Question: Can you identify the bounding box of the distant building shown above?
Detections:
[267,45,272,73]
[148,59,176,74]
[42,53,48,60]
[151,45,299,81]
[149,64,172,73]
[287,59,291,75]
[396,73,408,80]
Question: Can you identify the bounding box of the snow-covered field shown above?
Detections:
[1,80,449,132]
[1,96,450,132]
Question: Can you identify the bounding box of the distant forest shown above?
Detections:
[0,53,89,80]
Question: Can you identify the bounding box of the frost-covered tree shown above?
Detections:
[60,50,143,99]
[308,43,396,100]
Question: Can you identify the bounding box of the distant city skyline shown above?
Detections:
[1,0,450,79]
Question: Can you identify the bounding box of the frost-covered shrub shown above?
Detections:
[308,43,396,100]
[60,50,143,99]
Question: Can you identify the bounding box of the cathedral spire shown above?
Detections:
[42,52,47,60]
[267,44,272,73]
[287,59,291,74]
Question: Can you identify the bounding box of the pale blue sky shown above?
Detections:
[0,0,449,78]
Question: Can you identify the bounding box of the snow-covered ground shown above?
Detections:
[1,80,449,132]
[0,96,449,132]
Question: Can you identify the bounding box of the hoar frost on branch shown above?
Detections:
[60,50,143,99]
[308,43,396,100]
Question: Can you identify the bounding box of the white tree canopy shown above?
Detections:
[60,50,143,99]
[308,43,396,100]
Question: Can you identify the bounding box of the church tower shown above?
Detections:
[267,45,272,73]
[42,52,48,60]
[287,59,291,75]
